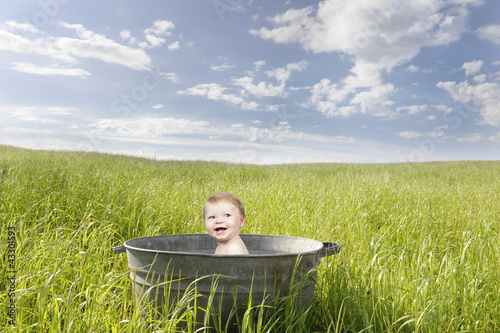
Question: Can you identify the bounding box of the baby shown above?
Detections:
[203,193,249,255]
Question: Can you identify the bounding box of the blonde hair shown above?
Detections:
[203,193,245,219]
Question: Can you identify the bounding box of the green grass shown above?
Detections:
[1,145,499,332]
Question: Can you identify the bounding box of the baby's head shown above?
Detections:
[204,193,249,255]
[203,193,246,245]
[203,192,245,220]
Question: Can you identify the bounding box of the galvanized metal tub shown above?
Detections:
[113,234,339,329]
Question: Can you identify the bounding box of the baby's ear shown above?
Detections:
[239,216,245,228]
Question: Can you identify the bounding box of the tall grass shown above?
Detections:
[1,145,499,332]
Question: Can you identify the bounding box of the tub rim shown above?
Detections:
[113,233,339,259]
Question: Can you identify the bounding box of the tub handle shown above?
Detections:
[319,242,340,259]
[113,245,126,254]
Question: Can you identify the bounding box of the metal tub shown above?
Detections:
[113,234,339,328]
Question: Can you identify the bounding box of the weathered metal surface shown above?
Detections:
[115,234,339,329]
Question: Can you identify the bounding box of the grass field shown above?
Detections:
[1,145,499,332]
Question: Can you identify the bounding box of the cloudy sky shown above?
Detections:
[1,0,499,164]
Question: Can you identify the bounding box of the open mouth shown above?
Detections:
[215,227,227,233]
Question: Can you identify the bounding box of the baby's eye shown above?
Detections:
[208,216,215,220]
[224,213,231,218]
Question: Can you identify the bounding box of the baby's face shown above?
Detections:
[204,201,245,244]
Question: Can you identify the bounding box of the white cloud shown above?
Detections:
[88,116,350,146]
[405,64,435,73]
[304,78,354,117]
[488,132,500,142]
[162,72,180,83]
[0,19,179,73]
[251,0,471,68]
[453,132,500,143]
[232,75,286,98]
[305,78,395,117]
[182,61,306,108]
[435,103,453,113]
[120,29,142,48]
[254,60,266,71]
[250,6,315,47]
[58,23,152,70]
[0,22,154,71]
[5,21,38,33]
[121,20,176,50]
[265,104,285,112]
[168,41,180,50]
[343,61,384,89]
[396,104,428,115]
[462,60,483,76]
[397,130,445,139]
[494,71,500,82]
[120,30,132,40]
[477,24,500,44]
[265,60,307,82]
[177,83,245,106]
[0,105,75,115]
[11,62,91,78]
[251,0,478,117]
[0,23,46,55]
[149,20,175,35]
[232,61,307,97]
[211,64,235,71]
[0,105,75,123]
[350,84,395,115]
[473,74,487,83]
[144,33,164,47]
[241,101,259,110]
[143,20,175,48]
[437,79,500,126]
[406,64,420,72]
[211,57,235,71]
[151,104,164,109]
[1,126,55,135]
[397,131,424,139]
[456,133,484,142]
[91,117,209,137]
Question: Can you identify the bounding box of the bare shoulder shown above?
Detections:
[230,239,249,255]
[215,238,249,255]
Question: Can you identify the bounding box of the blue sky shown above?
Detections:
[1,0,499,164]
